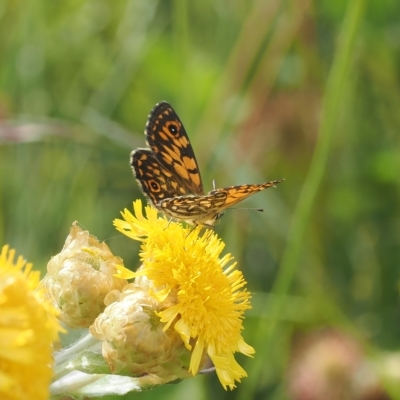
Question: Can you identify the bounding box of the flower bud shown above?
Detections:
[41,222,127,328]
[90,283,203,382]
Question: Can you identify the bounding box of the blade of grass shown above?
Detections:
[198,0,312,181]
[82,0,159,117]
[237,0,366,398]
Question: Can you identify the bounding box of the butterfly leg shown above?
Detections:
[163,218,174,230]
[185,223,199,238]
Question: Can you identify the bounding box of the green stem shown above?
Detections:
[238,0,366,397]
[274,0,365,309]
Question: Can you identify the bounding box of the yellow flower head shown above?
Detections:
[114,200,255,390]
[0,245,61,400]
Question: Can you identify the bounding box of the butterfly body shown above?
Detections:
[131,101,283,227]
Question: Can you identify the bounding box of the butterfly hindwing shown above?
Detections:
[131,149,191,206]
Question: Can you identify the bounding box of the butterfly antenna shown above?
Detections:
[226,207,264,212]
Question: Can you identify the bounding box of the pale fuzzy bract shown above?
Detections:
[90,283,199,382]
[41,222,128,328]
[114,200,255,390]
[0,245,61,400]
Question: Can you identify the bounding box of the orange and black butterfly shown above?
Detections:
[131,101,283,227]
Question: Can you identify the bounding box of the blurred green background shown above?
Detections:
[1,0,400,399]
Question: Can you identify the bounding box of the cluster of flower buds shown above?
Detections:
[44,201,253,397]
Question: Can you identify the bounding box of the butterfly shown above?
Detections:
[130,101,283,227]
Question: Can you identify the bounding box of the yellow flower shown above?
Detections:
[114,200,255,390]
[41,222,128,328]
[0,245,61,400]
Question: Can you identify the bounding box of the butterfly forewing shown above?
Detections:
[159,181,283,224]
[211,181,284,207]
[145,101,204,195]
